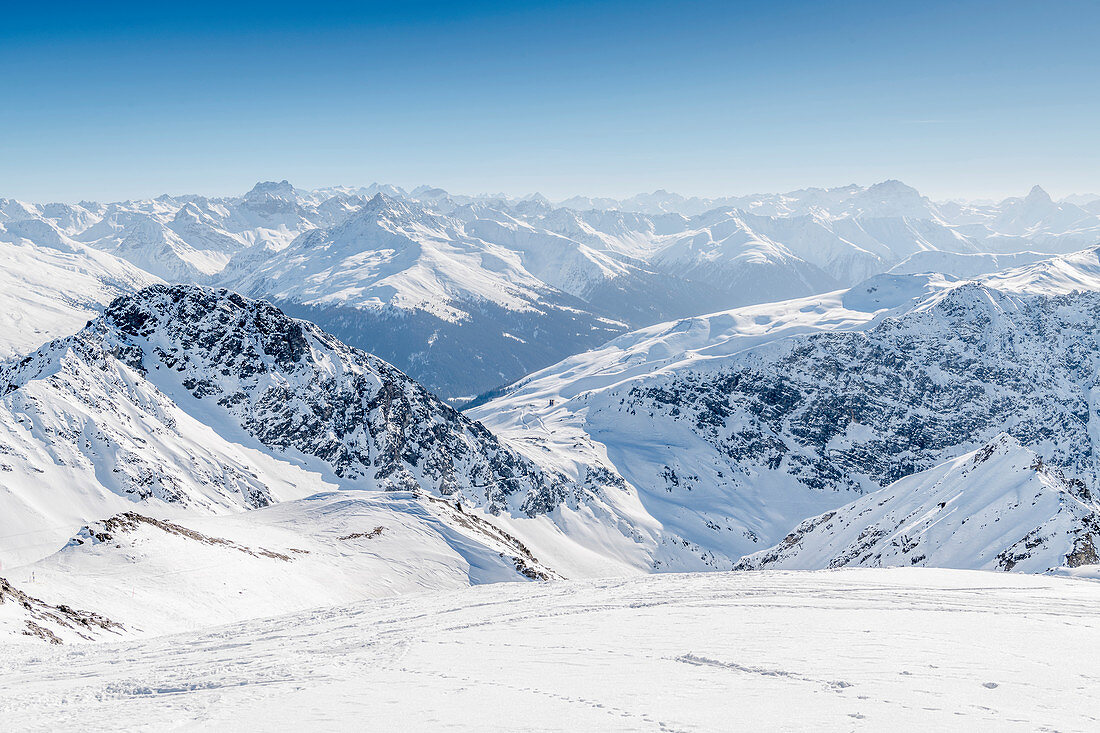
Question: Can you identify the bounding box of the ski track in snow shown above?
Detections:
[2,568,1099,732]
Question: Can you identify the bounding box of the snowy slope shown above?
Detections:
[469,271,953,413]
[2,569,1098,731]
[462,213,633,299]
[736,435,1100,572]
[0,220,161,359]
[888,249,1049,278]
[649,211,843,305]
[981,244,1100,294]
[0,576,122,645]
[1,491,553,640]
[223,194,559,319]
[167,203,248,256]
[469,274,958,570]
[105,216,230,281]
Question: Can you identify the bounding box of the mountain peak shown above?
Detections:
[341,192,439,232]
[99,284,312,374]
[365,191,394,207]
[172,201,205,223]
[844,179,933,218]
[88,284,572,506]
[0,283,584,570]
[245,180,297,200]
[871,178,909,190]
[358,191,414,219]
[1026,185,1053,204]
[864,179,922,198]
[410,185,449,200]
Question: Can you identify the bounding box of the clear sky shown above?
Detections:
[2,0,1097,202]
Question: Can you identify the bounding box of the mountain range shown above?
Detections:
[2,180,1100,644]
[5,179,1100,401]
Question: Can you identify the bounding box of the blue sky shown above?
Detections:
[1,0,1097,202]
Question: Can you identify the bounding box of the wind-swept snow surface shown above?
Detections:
[0,491,553,641]
[1,569,1098,731]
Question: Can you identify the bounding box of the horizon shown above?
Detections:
[3,177,1096,208]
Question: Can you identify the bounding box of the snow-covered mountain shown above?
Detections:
[991,185,1096,237]
[3,183,1100,654]
[3,179,1099,575]
[218,193,627,398]
[472,249,1100,571]
[222,194,561,321]
[103,215,232,281]
[736,435,1100,572]
[0,285,583,568]
[980,244,1100,294]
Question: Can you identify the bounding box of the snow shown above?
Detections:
[0,331,326,567]
[472,275,942,413]
[982,245,1100,294]
[1,569,1098,731]
[888,249,1049,279]
[0,284,585,572]
[223,194,555,321]
[6,241,1100,583]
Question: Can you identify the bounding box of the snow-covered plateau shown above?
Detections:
[2,569,1098,732]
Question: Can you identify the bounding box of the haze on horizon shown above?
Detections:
[2,0,1097,203]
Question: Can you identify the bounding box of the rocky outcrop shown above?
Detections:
[0,577,123,644]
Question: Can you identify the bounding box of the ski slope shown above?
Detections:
[1,568,1098,731]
